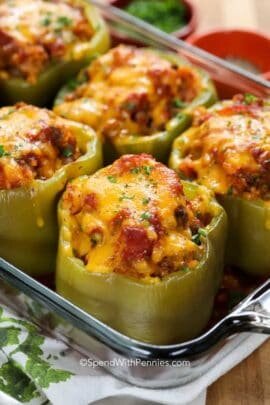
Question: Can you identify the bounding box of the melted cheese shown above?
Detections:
[61,154,215,281]
[178,96,270,200]
[0,0,93,82]
[0,0,86,42]
[54,45,202,139]
[0,103,81,189]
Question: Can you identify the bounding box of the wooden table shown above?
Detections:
[101,0,270,402]
[207,340,270,404]
[191,1,270,403]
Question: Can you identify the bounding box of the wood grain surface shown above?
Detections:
[207,340,270,405]
[101,0,270,403]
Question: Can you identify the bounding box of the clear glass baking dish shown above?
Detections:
[0,0,270,389]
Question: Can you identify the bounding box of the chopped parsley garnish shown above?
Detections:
[66,78,81,91]
[143,165,154,175]
[142,197,150,205]
[130,167,140,174]
[243,93,258,105]
[192,228,207,245]
[107,175,117,183]
[181,266,189,273]
[0,145,10,157]
[57,16,73,27]
[41,16,51,26]
[62,147,73,158]
[125,0,187,34]
[172,98,186,109]
[141,212,152,221]
[130,166,154,176]
[54,16,73,32]
[176,112,185,120]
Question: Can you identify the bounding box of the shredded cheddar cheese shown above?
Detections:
[0,0,94,83]
[177,94,270,201]
[54,45,202,139]
[61,154,215,281]
[0,103,81,189]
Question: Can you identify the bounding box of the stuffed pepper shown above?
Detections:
[0,0,110,106]
[56,154,226,344]
[169,94,270,276]
[0,103,102,277]
[54,45,217,162]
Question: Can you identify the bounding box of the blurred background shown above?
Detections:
[192,0,269,32]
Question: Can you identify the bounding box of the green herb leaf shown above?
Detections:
[172,98,186,109]
[143,165,154,175]
[243,93,258,105]
[41,16,51,26]
[66,78,81,91]
[107,175,117,183]
[130,167,140,174]
[62,147,73,158]
[125,0,187,33]
[56,16,72,28]
[142,197,150,205]
[141,211,152,221]
[0,145,10,157]
[0,145,5,157]
[0,360,39,402]
[192,228,207,245]
[0,327,20,347]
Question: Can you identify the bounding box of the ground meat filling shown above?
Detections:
[0,0,94,83]
[57,45,202,139]
[61,154,214,281]
[178,94,270,201]
[0,103,81,189]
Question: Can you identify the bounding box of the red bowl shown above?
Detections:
[108,0,197,45]
[187,29,270,98]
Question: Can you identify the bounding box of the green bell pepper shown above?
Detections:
[54,49,217,163]
[169,122,270,277]
[0,1,110,107]
[0,120,102,277]
[218,196,270,276]
[56,180,227,344]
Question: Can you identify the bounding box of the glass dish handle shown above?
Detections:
[229,279,270,334]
